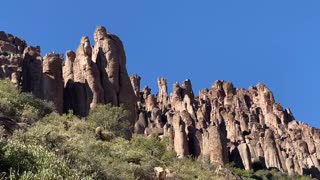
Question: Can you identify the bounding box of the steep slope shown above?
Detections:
[0,28,319,178]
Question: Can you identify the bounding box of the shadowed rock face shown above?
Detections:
[0,32,26,87]
[1,28,320,178]
[22,46,43,98]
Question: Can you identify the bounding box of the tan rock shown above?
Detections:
[157,77,168,110]
[62,50,75,86]
[92,26,136,125]
[130,74,141,98]
[238,143,252,170]
[264,129,282,170]
[207,125,229,166]
[172,112,189,158]
[78,37,105,109]
[134,112,146,134]
[43,53,64,113]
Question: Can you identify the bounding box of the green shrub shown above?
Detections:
[14,108,176,179]
[0,80,54,122]
[232,167,255,180]
[0,139,78,179]
[87,104,130,138]
[171,158,220,179]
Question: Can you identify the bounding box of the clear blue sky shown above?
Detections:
[1,1,319,127]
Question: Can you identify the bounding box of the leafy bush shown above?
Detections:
[0,80,54,122]
[0,139,78,179]
[87,104,130,138]
[231,166,312,180]
[14,107,177,179]
[232,167,255,180]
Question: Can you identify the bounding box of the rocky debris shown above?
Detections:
[154,167,166,180]
[153,167,176,180]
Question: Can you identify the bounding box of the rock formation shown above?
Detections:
[0,28,137,125]
[22,46,43,98]
[133,77,320,178]
[0,28,320,178]
[43,53,64,113]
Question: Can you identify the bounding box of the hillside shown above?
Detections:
[0,27,318,179]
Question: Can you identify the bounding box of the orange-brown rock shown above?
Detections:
[43,53,64,113]
[92,26,137,125]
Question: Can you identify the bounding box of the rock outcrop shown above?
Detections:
[0,28,137,126]
[0,32,26,87]
[0,28,320,178]
[92,26,137,125]
[43,53,64,113]
[22,46,43,98]
[133,77,320,178]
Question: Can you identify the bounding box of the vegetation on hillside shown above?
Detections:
[0,80,313,179]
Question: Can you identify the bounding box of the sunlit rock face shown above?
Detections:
[0,28,137,126]
[43,53,64,113]
[92,26,137,125]
[134,77,320,178]
[1,28,320,178]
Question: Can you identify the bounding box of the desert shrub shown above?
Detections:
[232,167,255,180]
[0,80,54,122]
[170,158,220,179]
[14,107,177,179]
[231,166,313,180]
[0,139,78,179]
[87,104,130,138]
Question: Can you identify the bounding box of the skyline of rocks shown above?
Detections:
[0,27,319,178]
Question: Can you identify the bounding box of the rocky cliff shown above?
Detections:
[0,27,136,126]
[132,77,320,178]
[0,27,319,178]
